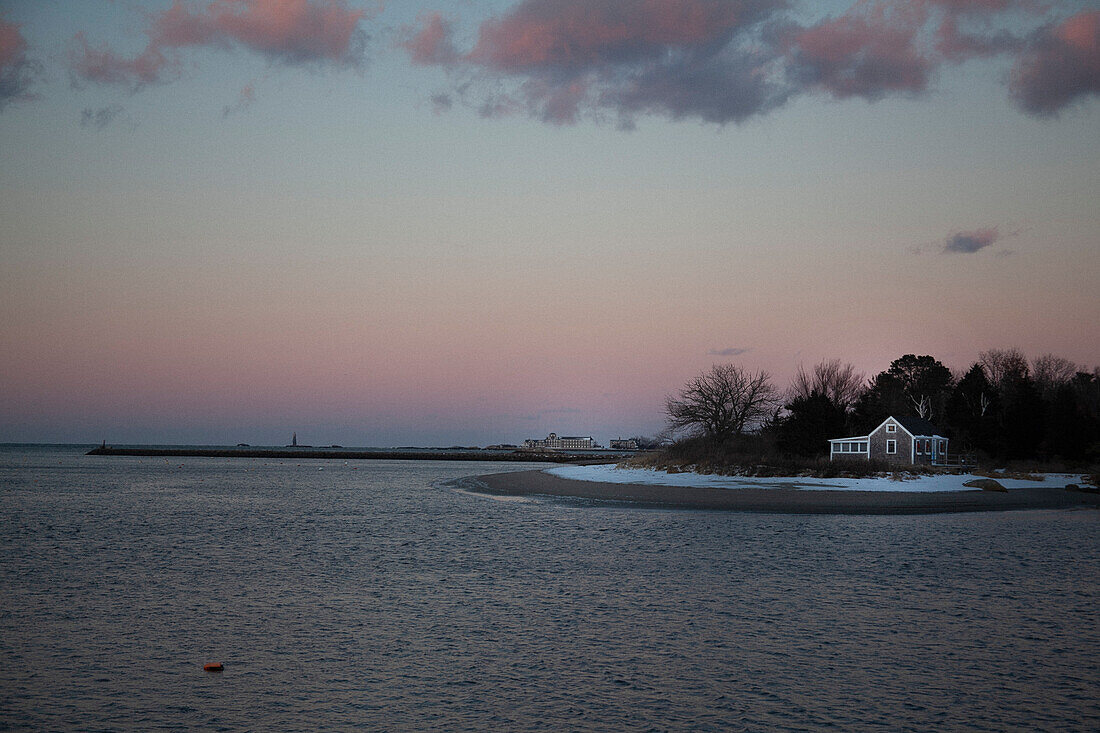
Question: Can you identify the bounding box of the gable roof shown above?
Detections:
[890,415,944,437]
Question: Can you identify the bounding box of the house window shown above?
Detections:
[886,423,896,433]
[915,441,922,454]
[886,439,896,454]
[925,440,932,453]
[860,442,867,452]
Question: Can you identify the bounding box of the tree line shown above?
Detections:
[664,350,1100,465]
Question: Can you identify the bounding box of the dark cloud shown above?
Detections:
[709,347,751,356]
[0,16,41,110]
[80,104,125,129]
[429,92,453,113]
[1011,10,1100,116]
[70,0,372,90]
[611,46,791,124]
[943,227,1000,253]
[403,0,792,125]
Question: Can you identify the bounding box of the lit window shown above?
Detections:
[886,439,896,454]
[915,441,922,454]
[886,423,896,433]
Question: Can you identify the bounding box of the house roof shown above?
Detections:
[829,415,947,443]
[891,415,944,437]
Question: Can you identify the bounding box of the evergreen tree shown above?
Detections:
[945,363,998,453]
[885,354,954,420]
[775,391,848,456]
[852,372,905,432]
[1000,375,1044,460]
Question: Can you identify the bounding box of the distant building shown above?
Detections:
[829,416,949,465]
[609,438,639,450]
[523,432,599,450]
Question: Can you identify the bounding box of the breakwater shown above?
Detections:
[85,446,626,463]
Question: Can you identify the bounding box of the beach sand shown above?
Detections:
[464,469,1099,514]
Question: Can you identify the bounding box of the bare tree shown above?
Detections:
[979,348,1029,389]
[788,359,865,409]
[666,364,779,441]
[911,394,932,419]
[1032,353,1076,395]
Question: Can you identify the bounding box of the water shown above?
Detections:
[1,445,1097,731]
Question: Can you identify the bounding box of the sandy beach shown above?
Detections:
[465,469,1099,514]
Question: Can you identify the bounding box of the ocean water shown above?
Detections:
[1,445,1097,731]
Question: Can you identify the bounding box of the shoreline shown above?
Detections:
[465,469,1100,514]
[84,446,625,462]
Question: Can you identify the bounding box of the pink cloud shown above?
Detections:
[70,32,172,87]
[524,78,588,124]
[402,0,791,125]
[467,0,749,72]
[405,0,1090,125]
[400,12,458,66]
[0,18,26,70]
[1011,10,1100,115]
[0,16,39,109]
[788,1,934,99]
[931,0,1022,61]
[71,0,370,89]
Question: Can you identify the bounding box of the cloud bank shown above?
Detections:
[403,0,1100,125]
[70,0,372,90]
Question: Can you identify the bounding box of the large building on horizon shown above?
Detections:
[523,433,599,450]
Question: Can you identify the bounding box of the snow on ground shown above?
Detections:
[544,464,1089,493]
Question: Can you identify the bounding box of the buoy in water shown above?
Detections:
[203,663,224,672]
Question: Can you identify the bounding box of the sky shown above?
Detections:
[1,0,1098,447]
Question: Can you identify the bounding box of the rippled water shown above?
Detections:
[2,445,1097,731]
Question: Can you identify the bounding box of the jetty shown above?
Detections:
[86,445,634,463]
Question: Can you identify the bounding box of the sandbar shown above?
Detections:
[463,469,1099,514]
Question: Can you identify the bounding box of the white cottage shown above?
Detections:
[829,416,949,466]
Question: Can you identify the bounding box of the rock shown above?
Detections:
[964,478,1008,492]
[1066,483,1099,494]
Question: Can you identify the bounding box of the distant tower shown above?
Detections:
[292,432,297,447]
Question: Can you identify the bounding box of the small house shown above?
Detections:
[829,416,948,466]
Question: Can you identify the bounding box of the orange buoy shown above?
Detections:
[203,663,224,672]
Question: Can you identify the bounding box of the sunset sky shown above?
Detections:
[1,0,1098,446]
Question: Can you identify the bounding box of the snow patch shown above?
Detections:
[545,465,1087,493]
